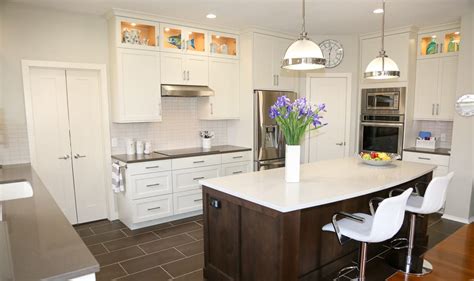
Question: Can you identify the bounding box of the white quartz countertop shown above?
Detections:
[199,158,436,213]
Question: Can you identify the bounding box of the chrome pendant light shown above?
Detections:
[364,0,400,79]
[282,0,326,70]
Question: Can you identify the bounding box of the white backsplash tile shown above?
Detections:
[413,120,453,148]
[110,97,228,154]
[0,123,30,165]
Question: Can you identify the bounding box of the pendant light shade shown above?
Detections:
[282,0,326,70]
[364,0,400,80]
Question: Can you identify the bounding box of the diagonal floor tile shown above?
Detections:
[91,220,127,235]
[87,244,108,256]
[103,232,159,252]
[176,240,203,257]
[172,269,204,281]
[187,229,203,241]
[82,230,126,246]
[74,220,110,230]
[121,222,174,237]
[120,248,184,274]
[169,215,202,226]
[95,264,127,281]
[95,246,145,267]
[162,254,204,278]
[140,234,195,254]
[153,222,201,238]
[116,266,171,281]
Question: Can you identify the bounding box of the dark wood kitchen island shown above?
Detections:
[199,158,436,281]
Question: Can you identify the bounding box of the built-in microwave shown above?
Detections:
[361,87,406,115]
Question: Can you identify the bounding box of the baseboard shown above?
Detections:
[470,216,474,223]
[441,214,470,224]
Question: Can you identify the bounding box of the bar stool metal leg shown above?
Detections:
[359,242,367,281]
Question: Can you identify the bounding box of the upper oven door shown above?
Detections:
[366,92,400,110]
[359,122,404,155]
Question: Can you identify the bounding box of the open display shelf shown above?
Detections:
[121,21,157,47]
[211,35,237,56]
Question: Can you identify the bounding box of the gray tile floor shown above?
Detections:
[74,216,204,281]
[74,214,464,281]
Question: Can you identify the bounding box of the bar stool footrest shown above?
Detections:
[390,237,409,250]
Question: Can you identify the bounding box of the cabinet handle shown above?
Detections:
[193,176,205,180]
[418,157,431,161]
[186,70,190,81]
[273,75,276,86]
[232,171,243,174]
[276,75,279,86]
[432,104,435,115]
[183,70,186,81]
[146,165,160,169]
[147,206,161,211]
[436,104,439,115]
[146,183,161,187]
[58,154,70,160]
[194,199,203,202]
[232,156,243,159]
[210,103,214,115]
[336,142,344,146]
[193,160,205,164]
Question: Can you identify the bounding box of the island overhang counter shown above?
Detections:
[199,158,436,281]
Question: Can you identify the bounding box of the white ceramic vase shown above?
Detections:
[202,138,212,149]
[285,145,301,183]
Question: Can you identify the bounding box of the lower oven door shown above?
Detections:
[360,122,404,155]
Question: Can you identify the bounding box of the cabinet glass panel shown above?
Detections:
[420,34,440,56]
[163,27,184,50]
[121,21,157,47]
[185,31,206,53]
[210,35,237,56]
[444,31,460,53]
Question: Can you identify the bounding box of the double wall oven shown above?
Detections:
[360,87,406,156]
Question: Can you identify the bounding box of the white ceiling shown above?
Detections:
[6,0,471,34]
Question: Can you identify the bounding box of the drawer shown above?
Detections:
[132,194,173,223]
[173,190,203,215]
[221,151,251,164]
[221,161,251,176]
[127,160,172,175]
[403,151,450,166]
[128,171,172,199]
[173,165,220,193]
[172,154,221,170]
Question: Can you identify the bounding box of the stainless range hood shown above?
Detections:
[161,85,214,97]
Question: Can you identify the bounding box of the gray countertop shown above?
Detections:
[404,147,451,156]
[0,164,99,281]
[112,145,252,163]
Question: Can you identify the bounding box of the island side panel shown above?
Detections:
[203,186,301,281]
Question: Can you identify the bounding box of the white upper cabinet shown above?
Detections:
[161,53,209,86]
[253,33,296,91]
[414,56,458,121]
[114,17,160,51]
[113,48,162,123]
[198,58,239,120]
[418,28,461,58]
[360,32,411,83]
[160,24,209,56]
[209,32,239,59]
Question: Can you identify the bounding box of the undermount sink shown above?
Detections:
[0,180,33,221]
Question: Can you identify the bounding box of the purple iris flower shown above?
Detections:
[269,105,281,119]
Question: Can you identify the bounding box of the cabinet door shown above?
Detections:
[414,58,440,120]
[184,27,208,56]
[160,52,185,85]
[117,49,162,122]
[66,69,108,223]
[437,56,458,120]
[210,32,239,59]
[202,58,239,119]
[185,54,209,86]
[273,37,296,91]
[117,17,159,51]
[160,24,184,53]
[253,33,275,89]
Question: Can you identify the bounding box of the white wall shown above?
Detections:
[444,6,474,223]
[299,34,360,157]
[1,2,109,164]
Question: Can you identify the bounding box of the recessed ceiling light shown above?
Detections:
[206,13,217,19]
[130,22,137,27]
[455,31,460,35]
[373,8,384,14]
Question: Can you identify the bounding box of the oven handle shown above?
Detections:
[361,122,404,127]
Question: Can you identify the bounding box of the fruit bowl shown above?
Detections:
[358,152,400,166]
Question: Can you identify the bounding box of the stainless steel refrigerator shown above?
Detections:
[254,90,297,171]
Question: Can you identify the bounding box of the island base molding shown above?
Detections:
[202,172,432,281]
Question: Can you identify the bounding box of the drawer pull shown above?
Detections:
[146,166,160,169]
[193,160,205,164]
[232,171,243,174]
[147,206,161,211]
[146,183,161,187]
[232,156,243,159]
[418,157,431,161]
[193,176,205,181]
[194,199,203,202]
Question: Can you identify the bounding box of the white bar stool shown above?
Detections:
[388,172,454,276]
[322,188,413,281]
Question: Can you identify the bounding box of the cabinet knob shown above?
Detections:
[210,198,221,209]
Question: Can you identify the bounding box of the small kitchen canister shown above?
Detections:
[136,140,145,155]
[144,141,152,155]
[126,139,136,155]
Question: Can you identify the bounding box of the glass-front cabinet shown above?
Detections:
[160,24,208,55]
[418,28,461,57]
[117,18,160,50]
[209,32,239,58]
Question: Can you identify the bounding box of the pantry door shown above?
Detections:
[26,67,78,223]
[307,74,352,162]
[66,69,108,223]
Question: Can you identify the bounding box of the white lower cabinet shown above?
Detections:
[117,151,251,229]
[403,151,450,177]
